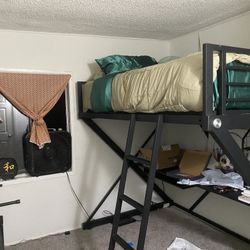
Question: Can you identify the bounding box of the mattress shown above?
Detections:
[83,52,250,113]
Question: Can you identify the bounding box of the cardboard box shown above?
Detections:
[139,144,181,169]
[179,150,211,177]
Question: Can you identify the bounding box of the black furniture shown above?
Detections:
[78,44,250,250]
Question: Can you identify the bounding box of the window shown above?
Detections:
[0,90,69,174]
[44,92,68,131]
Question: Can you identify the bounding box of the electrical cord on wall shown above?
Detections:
[66,172,90,219]
[242,129,250,153]
[102,210,113,216]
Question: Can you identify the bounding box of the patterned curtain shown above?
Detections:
[0,72,71,148]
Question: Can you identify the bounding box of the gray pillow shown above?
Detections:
[158,56,179,64]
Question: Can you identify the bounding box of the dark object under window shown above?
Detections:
[23,130,71,176]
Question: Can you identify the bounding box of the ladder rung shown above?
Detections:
[113,234,135,250]
[121,194,144,212]
[126,155,150,166]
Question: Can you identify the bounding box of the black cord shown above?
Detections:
[66,172,90,218]
[102,210,113,216]
[242,129,250,152]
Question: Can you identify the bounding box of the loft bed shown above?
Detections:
[78,44,250,250]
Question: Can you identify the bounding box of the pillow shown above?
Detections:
[95,55,157,75]
[158,56,179,64]
[92,67,105,80]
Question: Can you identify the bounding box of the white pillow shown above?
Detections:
[158,56,179,64]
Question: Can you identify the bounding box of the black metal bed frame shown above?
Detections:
[78,44,250,249]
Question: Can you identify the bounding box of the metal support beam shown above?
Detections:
[189,190,209,211]
[82,202,165,230]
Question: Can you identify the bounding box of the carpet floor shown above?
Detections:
[6,207,250,250]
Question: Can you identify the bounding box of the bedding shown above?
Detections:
[95,55,157,75]
[83,52,250,113]
[213,60,250,109]
[158,56,179,64]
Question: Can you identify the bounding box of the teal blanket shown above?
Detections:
[214,61,250,109]
[226,61,250,109]
[90,73,116,112]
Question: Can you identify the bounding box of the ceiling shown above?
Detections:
[0,0,249,40]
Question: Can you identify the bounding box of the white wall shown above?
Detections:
[0,29,169,245]
[165,12,250,238]
[170,11,250,56]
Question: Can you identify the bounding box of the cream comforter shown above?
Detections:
[84,52,250,112]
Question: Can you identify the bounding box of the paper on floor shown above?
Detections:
[167,237,201,250]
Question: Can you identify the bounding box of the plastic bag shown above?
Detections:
[167,237,202,250]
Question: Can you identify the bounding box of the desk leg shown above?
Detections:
[0,216,4,250]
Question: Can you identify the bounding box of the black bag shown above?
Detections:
[23,130,71,176]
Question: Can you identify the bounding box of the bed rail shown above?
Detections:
[202,43,250,131]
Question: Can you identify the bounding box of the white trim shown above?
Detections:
[0,170,74,186]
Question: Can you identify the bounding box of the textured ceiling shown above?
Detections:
[0,0,249,40]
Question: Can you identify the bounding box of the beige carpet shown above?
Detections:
[6,207,250,250]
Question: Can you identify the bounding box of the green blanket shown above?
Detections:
[227,61,250,109]
[214,61,250,109]
[90,73,115,112]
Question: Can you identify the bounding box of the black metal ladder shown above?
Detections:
[109,114,164,250]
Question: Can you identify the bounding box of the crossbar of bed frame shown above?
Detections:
[78,43,250,244]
